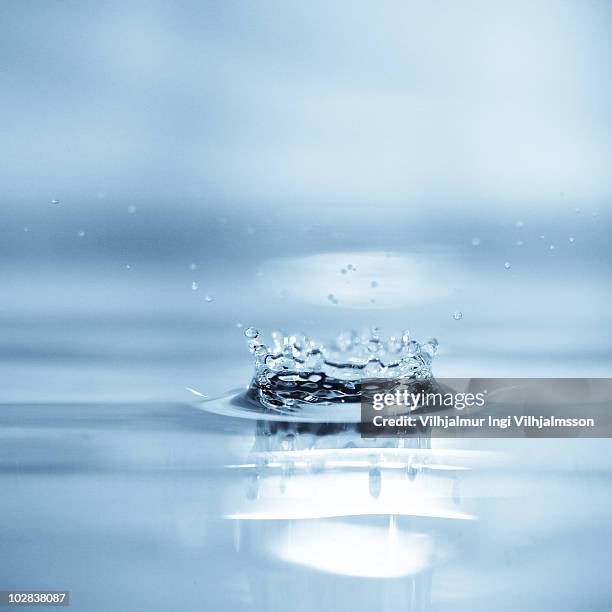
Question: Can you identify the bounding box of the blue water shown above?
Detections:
[2,1,611,608]
[1,247,611,610]
[2,399,611,610]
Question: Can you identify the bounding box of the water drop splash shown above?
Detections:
[243,328,437,411]
[191,281,199,291]
[204,294,214,302]
[504,262,512,270]
[77,230,85,237]
[51,199,60,205]
[569,237,575,243]
[185,386,208,398]
[452,311,463,321]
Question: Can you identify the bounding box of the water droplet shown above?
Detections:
[516,240,523,246]
[471,237,481,247]
[236,322,243,328]
[592,211,598,218]
[77,229,85,237]
[368,467,382,499]
[424,337,439,355]
[452,311,463,320]
[127,205,136,214]
[125,264,131,270]
[386,336,402,353]
[246,472,259,500]
[51,199,60,205]
[191,281,199,291]
[189,263,197,270]
[406,340,420,356]
[452,478,461,505]
[244,327,259,339]
[569,237,575,243]
[23,227,29,232]
[340,268,347,274]
[515,221,524,228]
[370,281,379,288]
[204,294,214,302]
[504,262,511,270]
[575,208,581,214]
[254,344,267,358]
[367,339,383,355]
[549,245,555,251]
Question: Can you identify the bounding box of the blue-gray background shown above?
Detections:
[1,0,610,402]
[0,4,611,610]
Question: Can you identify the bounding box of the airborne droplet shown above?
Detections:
[244,327,259,339]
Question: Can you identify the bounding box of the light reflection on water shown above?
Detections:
[0,241,611,610]
[1,398,612,611]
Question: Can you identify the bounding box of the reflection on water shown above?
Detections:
[0,244,610,610]
[1,400,611,611]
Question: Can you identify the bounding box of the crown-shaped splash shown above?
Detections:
[244,327,438,411]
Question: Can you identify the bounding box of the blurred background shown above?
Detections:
[0,0,610,399]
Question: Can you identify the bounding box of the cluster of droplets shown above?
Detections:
[244,326,437,388]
